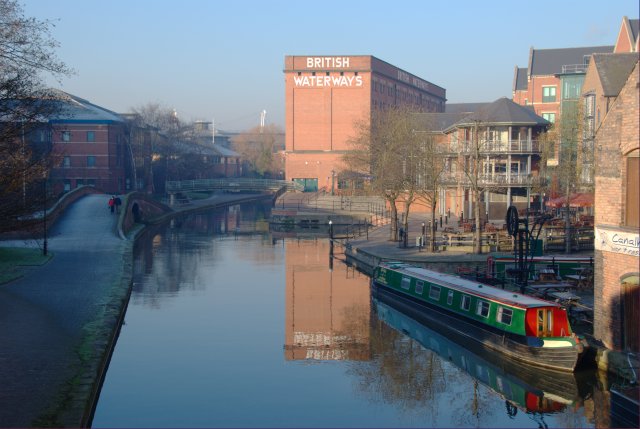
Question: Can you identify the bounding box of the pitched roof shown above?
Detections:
[513,67,528,91]
[410,112,471,132]
[630,19,639,43]
[46,89,124,123]
[445,97,549,131]
[444,103,489,114]
[529,46,614,76]
[592,53,639,96]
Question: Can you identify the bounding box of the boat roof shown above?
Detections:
[380,262,558,309]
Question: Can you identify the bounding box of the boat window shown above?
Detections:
[497,307,513,325]
[429,285,441,300]
[415,281,424,295]
[447,290,454,305]
[401,277,411,290]
[476,301,490,318]
[461,295,471,311]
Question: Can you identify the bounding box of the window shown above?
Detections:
[415,281,424,295]
[87,179,96,187]
[87,156,96,167]
[542,86,556,103]
[626,151,639,227]
[401,277,411,290]
[86,131,95,142]
[76,179,84,187]
[63,180,71,192]
[476,301,490,318]
[461,295,471,311]
[429,285,441,300]
[542,112,556,123]
[62,131,71,142]
[497,307,513,325]
[447,290,454,305]
[63,156,71,168]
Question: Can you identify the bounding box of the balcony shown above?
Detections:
[439,172,545,187]
[447,139,541,154]
[561,64,588,74]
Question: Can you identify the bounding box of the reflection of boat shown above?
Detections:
[373,297,585,414]
[371,262,588,371]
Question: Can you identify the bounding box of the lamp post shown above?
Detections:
[331,170,335,196]
[42,175,48,256]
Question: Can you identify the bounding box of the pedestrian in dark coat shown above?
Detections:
[114,195,122,214]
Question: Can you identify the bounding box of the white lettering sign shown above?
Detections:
[305,57,350,69]
[595,226,640,257]
[293,75,363,88]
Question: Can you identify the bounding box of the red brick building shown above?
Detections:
[283,55,446,192]
[48,91,129,195]
[592,60,639,352]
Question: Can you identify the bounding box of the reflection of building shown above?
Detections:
[284,55,446,192]
[284,239,370,360]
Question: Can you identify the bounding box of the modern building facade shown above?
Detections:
[283,55,446,192]
[420,98,549,221]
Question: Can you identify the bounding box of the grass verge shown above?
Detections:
[0,247,52,284]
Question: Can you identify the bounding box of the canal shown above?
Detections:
[92,203,610,428]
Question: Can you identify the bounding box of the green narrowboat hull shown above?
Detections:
[371,263,588,372]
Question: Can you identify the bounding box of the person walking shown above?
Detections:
[114,195,122,214]
[108,196,115,214]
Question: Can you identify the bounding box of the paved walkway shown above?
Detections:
[0,194,127,427]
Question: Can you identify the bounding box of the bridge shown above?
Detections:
[166,178,303,194]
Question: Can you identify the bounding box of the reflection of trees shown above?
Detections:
[348,316,446,416]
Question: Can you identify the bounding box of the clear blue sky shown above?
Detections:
[22,0,638,131]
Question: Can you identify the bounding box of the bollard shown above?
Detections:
[440,216,442,228]
[445,215,448,225]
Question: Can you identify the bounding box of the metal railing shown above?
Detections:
[439,173,545,186]
[166,178,303,193]
[446,139,541,154]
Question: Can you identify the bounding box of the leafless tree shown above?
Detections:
[232,124,284,177]
[345,106,422,241]
[0,0,71,233]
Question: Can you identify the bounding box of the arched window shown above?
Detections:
[625,149,639,227]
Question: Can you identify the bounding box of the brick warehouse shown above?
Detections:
[592,60,639,352]
[283,55,446,192]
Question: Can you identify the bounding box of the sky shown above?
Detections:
[21,0,639,132]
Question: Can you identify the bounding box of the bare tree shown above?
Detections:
[0,0,71,233]
[345,106,421,241]
[538,103,585,253]
[412,118,446,252]
[232,124,284,177]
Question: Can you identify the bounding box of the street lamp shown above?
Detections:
[331,170,335,196]
[42,175,48,256]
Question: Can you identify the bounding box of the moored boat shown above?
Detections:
[371,262,588,372]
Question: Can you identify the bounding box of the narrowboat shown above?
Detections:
[373,298,585,415]
[371,262,589,372]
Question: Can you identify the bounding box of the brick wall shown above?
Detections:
[593,61,639,350]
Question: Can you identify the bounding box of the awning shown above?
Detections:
[546,193,594,208]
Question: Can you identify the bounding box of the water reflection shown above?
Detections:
[93,205,609,428]
[372,297,588,417]
[284,239,370,361]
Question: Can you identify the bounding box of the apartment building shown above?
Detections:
[283,55,446,192]
[512,45,614,123]
[413,98,549,221]
[48,91,129,195]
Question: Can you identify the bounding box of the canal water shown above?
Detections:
[92,204,607,428]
